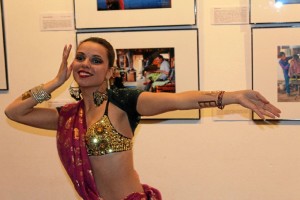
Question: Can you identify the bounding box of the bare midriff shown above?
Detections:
[89,150,143,200]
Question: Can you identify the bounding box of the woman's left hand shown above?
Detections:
[229,90,281,119]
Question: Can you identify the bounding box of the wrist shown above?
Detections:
[216,91,225,109]
[222,91,240,105]
[197,90,226,110]
[51,77,64,89]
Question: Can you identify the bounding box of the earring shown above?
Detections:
[69,81,82,101]
[93,90,108,107]
[107,78,111,90]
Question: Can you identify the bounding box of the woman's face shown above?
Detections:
[72,41,111,89]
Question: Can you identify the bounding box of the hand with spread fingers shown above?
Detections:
[54,44,73,86]
[229,90,281,119]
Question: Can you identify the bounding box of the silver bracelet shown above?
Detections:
[30,84,51,103]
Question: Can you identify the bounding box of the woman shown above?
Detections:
[289,54,300,78]
[5,37,281,200]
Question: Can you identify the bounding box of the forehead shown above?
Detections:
[77,41,108,56]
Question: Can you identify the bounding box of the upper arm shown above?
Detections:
[136,92,181,116]
[137,91,199,116]
[5,107,59,130]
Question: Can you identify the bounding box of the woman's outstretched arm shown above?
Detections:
[137,90,281,120]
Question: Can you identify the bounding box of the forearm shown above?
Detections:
[5,78,61,120]
[175,90,238,110]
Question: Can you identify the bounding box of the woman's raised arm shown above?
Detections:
[4,45,73,130]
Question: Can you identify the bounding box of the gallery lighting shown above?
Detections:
[274,1,284,8]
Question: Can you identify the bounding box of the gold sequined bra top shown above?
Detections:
[85,101,133,156]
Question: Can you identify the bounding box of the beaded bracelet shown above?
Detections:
[197,91,225,110]
[30,84,51,103]
[216,91,225,109]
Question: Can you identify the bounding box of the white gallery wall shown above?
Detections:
[1,0,300,200]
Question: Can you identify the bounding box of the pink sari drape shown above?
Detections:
[125,184,162,200]
[57,101,100,199]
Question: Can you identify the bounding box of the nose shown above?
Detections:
[81,59,91,68]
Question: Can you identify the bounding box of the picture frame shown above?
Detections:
[252,26,300,120]
[250,0,300,23]
[74,0,196,29]
[76,29,200,119]
[0,0,8,90]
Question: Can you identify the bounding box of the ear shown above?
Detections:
[106,67,113,80]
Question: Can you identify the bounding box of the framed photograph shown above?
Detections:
[252,26,300,120]
[250,0,300,23]
[76,29,199,119]
[74,0,196,29]
[0,0,8,90]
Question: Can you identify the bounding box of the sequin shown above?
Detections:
[74,128,79,140]
[85,115,132,156]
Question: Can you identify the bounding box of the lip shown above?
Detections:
[78,70,93,78]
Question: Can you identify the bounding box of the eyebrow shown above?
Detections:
[76,52,102,58]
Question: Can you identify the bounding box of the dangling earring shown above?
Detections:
[93,90,108,107]
[107,78,111,90]
[69,81,82,101]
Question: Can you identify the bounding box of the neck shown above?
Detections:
[80,91,96,112]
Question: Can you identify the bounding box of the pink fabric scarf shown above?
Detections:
[124,184,162,200]
[56,100,100,200]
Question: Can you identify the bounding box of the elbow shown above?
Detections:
[4,107,18,122]
[4,107,13,120]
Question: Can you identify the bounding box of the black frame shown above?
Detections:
[0,0,8,90]
[250,0,300,24]
[76,28,200,120]
[73,0,197,29]
[251,26,300,121]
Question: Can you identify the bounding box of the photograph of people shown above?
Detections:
[116,47,175,93]
[277,45,300,102]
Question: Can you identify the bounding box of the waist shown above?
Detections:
[94,169,143,199]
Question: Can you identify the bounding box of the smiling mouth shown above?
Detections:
[78,70,93,78]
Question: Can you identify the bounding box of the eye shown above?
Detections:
[91,57,103,64]
[75,54,85,62]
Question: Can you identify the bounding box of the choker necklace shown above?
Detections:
[93,90,108,107]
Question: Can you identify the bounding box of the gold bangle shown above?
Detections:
[21,90,32,100]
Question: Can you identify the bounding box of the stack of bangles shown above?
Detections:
[197,90,225,110]
[22,84,51,103]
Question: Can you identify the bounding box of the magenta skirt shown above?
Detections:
[123,184,162,200]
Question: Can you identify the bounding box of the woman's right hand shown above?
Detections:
[54,44,73,86]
